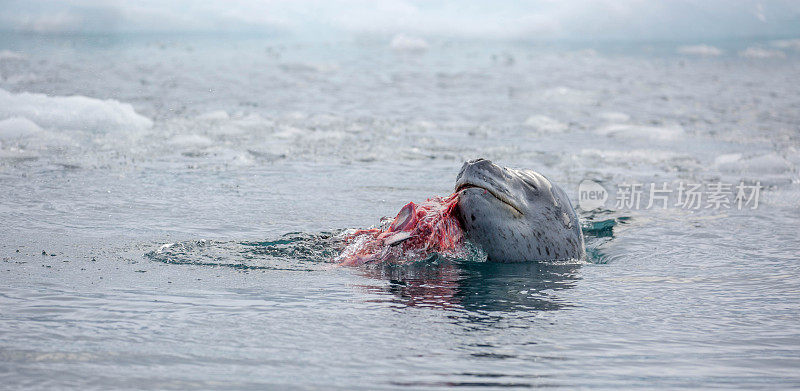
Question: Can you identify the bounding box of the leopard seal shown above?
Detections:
[454,158,585,262]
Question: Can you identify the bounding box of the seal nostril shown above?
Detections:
[471,214,476,221]
[468,158,491,166]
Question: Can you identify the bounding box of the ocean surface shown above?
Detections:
[1,33,799,389]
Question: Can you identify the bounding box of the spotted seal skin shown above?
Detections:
[454,158,585,262]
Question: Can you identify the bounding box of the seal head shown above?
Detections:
[454,158,585,262]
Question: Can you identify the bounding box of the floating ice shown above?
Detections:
[0,117,43,140]
[739,47,786,59]
[0,50,26,60]
[524,115,567,132]
[715,153,793,175]
[0,88,152,133]
[677,45,723,56]
[596,124,684,141]
[771,38,800,51]
[273,125,306,139]
[713,153,743,167]
[0,116,76,152]
[390,34,429,52]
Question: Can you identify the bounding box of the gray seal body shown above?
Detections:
[455,158,585,262]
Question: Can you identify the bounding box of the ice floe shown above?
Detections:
[677,45,723,56]
[714,153,794,175]
[0,117,43,140]
[739,47,786,59]
[524,115,567,132]
[596,124,684,141]
[0,88,152,133]
[0,50,26,61]
[771,38,800,51]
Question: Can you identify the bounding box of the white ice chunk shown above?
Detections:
[739,47,786,59]
[596,124,684,141]
[0,88,152,133]
[677,45,723,56]
[524,115,567,132]
[0,117,43,140]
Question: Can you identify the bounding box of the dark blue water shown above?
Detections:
[1,34,799,389]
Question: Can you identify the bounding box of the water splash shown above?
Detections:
[145,232,345,271]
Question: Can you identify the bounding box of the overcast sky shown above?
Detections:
[1,0,799,41]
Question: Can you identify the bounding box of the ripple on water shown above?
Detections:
[145,232,346,271]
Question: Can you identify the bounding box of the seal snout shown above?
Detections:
[456,158,496,182]
[455,158,497,194]
[464,158,493,171]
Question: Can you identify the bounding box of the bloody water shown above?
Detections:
[337,193,464,265]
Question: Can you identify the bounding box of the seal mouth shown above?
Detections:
[456,182,524,216]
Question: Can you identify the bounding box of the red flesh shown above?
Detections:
[338,192,464,265]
